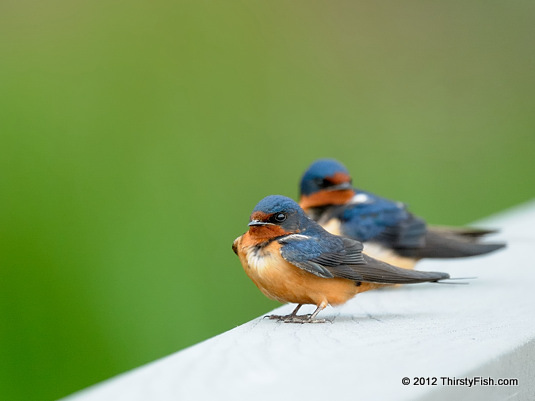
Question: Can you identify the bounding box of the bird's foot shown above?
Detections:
[266,313,328,324]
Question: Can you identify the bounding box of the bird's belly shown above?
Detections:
[363,242,418,270]
[242,243,368,306]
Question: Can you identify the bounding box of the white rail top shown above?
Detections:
[66,200,535,401]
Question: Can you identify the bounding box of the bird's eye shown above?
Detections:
[273,213,287,223]
[314,177,331,188]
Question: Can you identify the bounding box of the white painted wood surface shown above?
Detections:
[65,201,535,401]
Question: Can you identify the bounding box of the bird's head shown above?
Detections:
[299,159,354,209]
[247,195,311,240]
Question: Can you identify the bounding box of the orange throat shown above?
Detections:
[247,224,289,244]
[300,189,354,210]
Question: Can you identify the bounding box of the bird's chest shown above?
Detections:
[243,244,286,282]
[239,241,303,302]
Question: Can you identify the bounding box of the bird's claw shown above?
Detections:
[266,314,329,324]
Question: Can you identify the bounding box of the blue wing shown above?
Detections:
[279,230,365,279]
[337,190,427,248]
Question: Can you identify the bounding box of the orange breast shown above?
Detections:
[234,233,383,307]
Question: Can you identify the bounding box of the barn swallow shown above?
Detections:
[232,195,450,323]
[299,159,505,269]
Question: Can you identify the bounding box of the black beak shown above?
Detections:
[248,220,270,226]
[327,182,352,191]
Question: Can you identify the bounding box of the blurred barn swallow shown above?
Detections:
[299,159,505,269]
[232,195,450,323]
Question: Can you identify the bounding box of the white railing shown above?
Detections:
[65,201,535,401]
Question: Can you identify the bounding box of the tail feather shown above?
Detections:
[394,229,506,259]
[429,225,499,239]
[357,254,450,284]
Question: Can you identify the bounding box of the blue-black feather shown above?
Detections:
[339,192,410,242]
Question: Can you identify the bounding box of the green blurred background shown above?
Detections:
[1,1,534,400]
